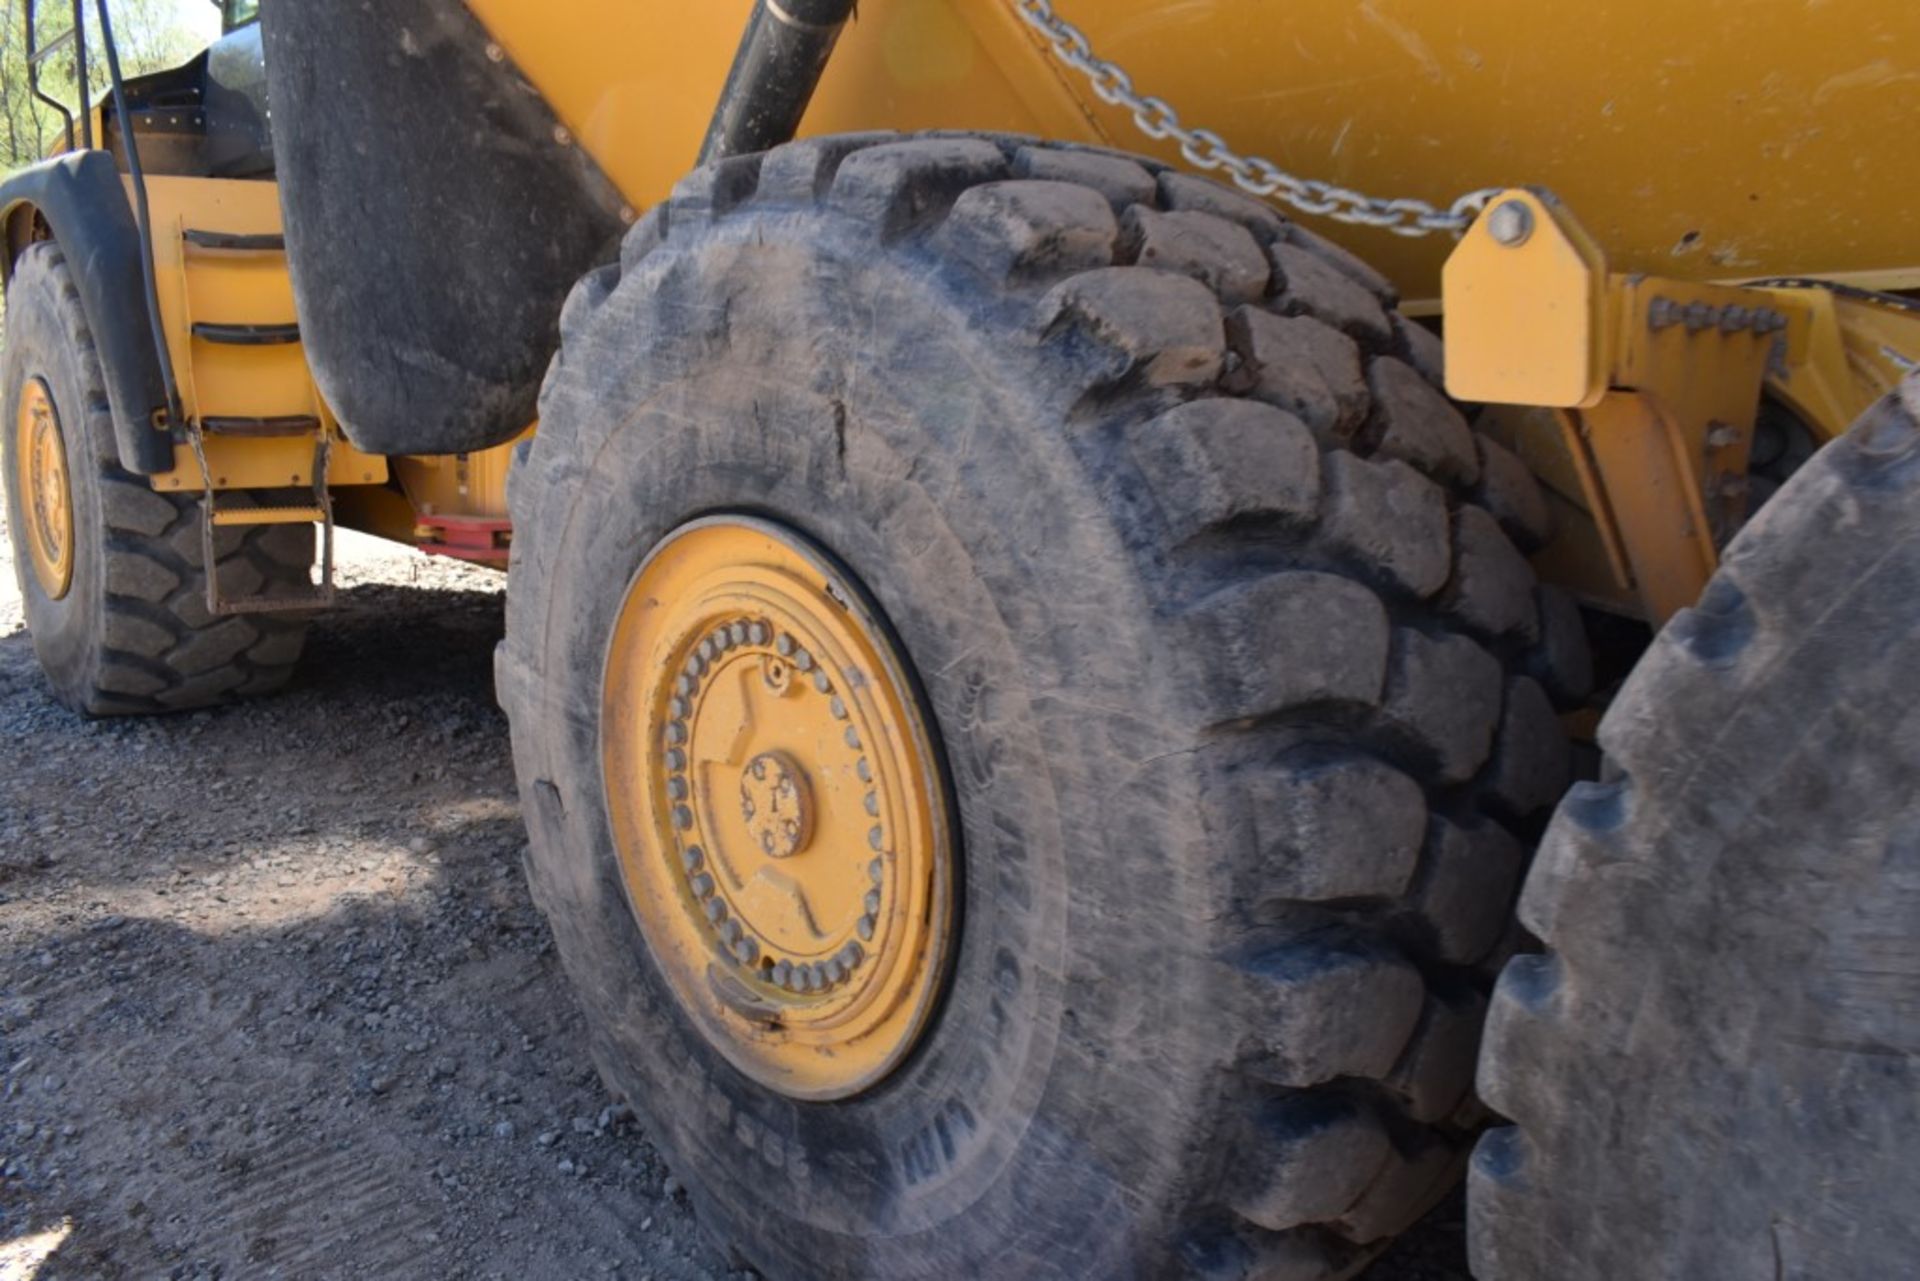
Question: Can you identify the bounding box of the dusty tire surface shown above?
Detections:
[498,133,1579,1280]
[1471,375,1920,1281]
[0,527,1472,1280]
[0,241,313,715]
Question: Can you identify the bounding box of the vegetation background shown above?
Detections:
[2,0,217,173]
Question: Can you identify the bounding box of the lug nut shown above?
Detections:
[857,915,876,941]
[775,633,795,656]
[864,888,881,915]
[681,846,704,872]
[867,858,884,885]
[867,825,884,850]
[691,872,714,897]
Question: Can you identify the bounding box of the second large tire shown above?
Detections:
[1471,375,1920,1280]
[1,241,314,715]
[499,133,1581,1279]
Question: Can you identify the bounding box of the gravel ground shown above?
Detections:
[0,516,1468,1280]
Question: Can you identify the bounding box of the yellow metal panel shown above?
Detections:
[389,432,527,521]
[1443,190,1608,409]
[460,0,1098,218]
[151,434,387,493]
[1759,286,1920,443]
[132,177,305,424]
[210,505,324,526]
[132,175,389,494]
[1580,394,1721,626]
[1010,0,1920,302]
[465,0,1920,301]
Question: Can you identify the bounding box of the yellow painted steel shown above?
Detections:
[466,0,1920,303]
[15,377,74,600]
[80,0,1920,588]
[390,436,524,522]
[208,505,324,526]
[1444,191,1609,410]
[600,517,954,1100]
[132,175,388,495]
[1441,189,1912,623]
[1759,286,1920,443]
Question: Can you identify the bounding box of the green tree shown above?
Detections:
[1,0,212,172]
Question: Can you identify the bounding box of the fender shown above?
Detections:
[0,150,174,475]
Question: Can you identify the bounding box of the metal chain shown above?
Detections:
[1011,0,1501,237]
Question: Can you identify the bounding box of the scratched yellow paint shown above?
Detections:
[465,0,1920,302]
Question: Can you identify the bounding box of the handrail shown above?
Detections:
[91,0,181,428]
[27,25,75,64]
[22,0,93,152]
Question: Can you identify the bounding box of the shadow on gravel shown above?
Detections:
[0,571,1468,1281]
[1,577,734,1281]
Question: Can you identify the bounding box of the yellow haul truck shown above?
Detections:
[4,2,1917,1277]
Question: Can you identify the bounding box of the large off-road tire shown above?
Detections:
[1,241,313,715]
[499,133,1581,1279]
[1471,375,1920,1280]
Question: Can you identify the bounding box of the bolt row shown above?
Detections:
[664,612,885,995]
[1647,296,1789,336]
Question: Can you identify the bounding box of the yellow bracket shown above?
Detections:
[1443,188,1920,624]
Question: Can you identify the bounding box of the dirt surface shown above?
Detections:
[0,519,1469,1280]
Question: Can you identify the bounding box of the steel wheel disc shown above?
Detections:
[600,516,956,1100]
[15,377,74,601]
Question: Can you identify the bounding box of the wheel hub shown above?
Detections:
[15,377,73,600]
[601,517,955,1100]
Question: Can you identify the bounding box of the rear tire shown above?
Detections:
[499,133,1579,1279]
[1471,376,1920,1280]
[0,241,313,715]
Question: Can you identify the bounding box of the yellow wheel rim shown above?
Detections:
[15,377,74,601]
[602,516,956,1100]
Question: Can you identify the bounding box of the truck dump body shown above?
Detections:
[268,0,1918,456]
[472,0,1920,298]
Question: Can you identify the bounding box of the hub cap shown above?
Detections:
[15,377,73,600]
[601,517,955,1100]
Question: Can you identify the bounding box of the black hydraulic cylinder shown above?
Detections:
[698,0,857,165]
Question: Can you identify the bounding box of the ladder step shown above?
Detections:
[200,414,321,438]
[206,591,330,615]
[211,506,325,527]
[192,321,301,346]
[183,228,286,252]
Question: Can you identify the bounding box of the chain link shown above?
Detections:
[1012,0,1500,237]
